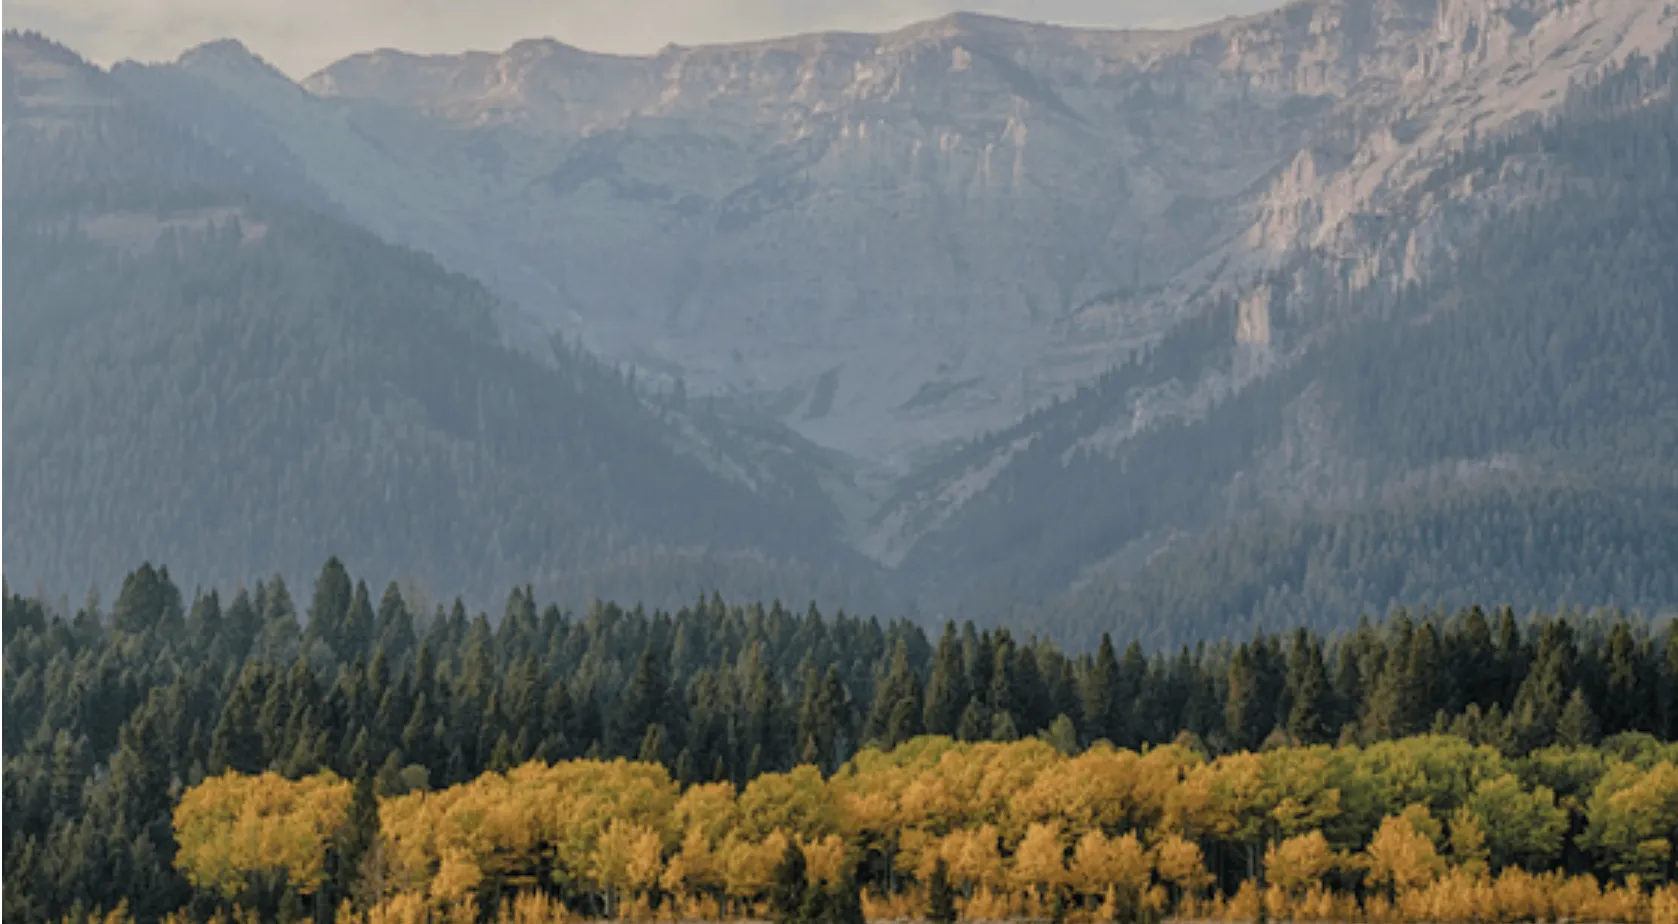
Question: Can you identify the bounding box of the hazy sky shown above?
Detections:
[8,0,1277,78]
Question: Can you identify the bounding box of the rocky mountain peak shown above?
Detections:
[173,38,288,82]
[108,0,1678,475]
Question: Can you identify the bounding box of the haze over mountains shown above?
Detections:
[5,0,1677,644]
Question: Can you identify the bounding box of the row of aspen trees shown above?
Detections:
[158,733,1678,924]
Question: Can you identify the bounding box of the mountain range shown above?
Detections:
[5,0,1677,644]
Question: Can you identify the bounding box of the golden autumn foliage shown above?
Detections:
[799,834,848,885]
[1363,810,1446,895]
[1068,829,1149,901]
[1153,831,1215,898]
[1009,822,1067,896]
[591,819,662,914]
[173,771,352,898]
[1263,831,1337,896]
[171,734,1678,923]
[721,830,787,905]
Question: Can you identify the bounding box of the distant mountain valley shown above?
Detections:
[5,0,1677,642]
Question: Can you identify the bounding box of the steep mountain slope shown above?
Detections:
[899,46,1678,643]
[1,33,891,613]
[114,0,1676,470]
[9,9,1677,647]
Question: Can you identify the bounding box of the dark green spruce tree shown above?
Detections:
[1285,629,1336,745]
[923,623,969,737]
[770,841,808,924]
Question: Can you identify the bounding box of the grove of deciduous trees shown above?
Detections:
[176,733,1678,924]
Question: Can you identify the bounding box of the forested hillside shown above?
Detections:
[1,31,886,614]
[7,28,1678,644]
[893,44,1678,643]
[5,562,1678,920]
[1045,483,1678,650]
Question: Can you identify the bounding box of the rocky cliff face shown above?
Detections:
[109,0,1673,527]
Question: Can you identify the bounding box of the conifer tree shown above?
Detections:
[1226,644,1267,751]
[1045,714,1079,755]
[799,878,830,924]
[865,639,923,748]
[770,841,808,924]
[1114,641,1148,748]
[1455,606,1500,711]
[305,558,354,654]
[184,590,223,653]
[1493,607,1529,705]
[1285,630,1336,745]
[1081,634,1119,745]
[832,866,865,924]
[637,723,667,766]
[333,773,381,911]
[207,667,265,774]
[928,857,957,924]
[374,582,414,662]
[110,563,184,636]
[1602,621,1652,734]
[988,644,1015,732]
[1512,620,1577,750]
[344,581,376,662]
[616,646,670,756]
[924,623,969,736]
[1012,643,1054,735]
[956,698,988,742]
[1555,687,1601,747]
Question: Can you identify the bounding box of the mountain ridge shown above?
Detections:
[1,32,900,615]
[6,10,1677,644]
[108,0,1673,474]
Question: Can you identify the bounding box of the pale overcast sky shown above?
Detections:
[7,0,1277,78]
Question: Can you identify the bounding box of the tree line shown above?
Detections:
[4,558,1678,921]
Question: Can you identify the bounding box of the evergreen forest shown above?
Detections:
[5,561,1678,922]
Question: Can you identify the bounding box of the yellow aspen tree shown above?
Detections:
[950,825,1005,895]
[1582,761,1678,881]
[965,740,1061,838]
[593,819,661,917]
[738,766,836,841]
[1652,882,1678,924]
[1263,831,1336,897]
[1068,830,1117,905]
[672,782,739,846]
[1363,812,1446,899]
[1152,832,1213,910]
[1132,745,1204,833]
[663,827,722,902]
[359,892,430,924]
[1009,747,1142,837]
[800,834,847,885]
[1447,806,1490,878]
[1069,830,1150,915]
[1010,822,1067,904]
[723,831,788,913]
[430,847,484,912]
[625,826,665,899]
